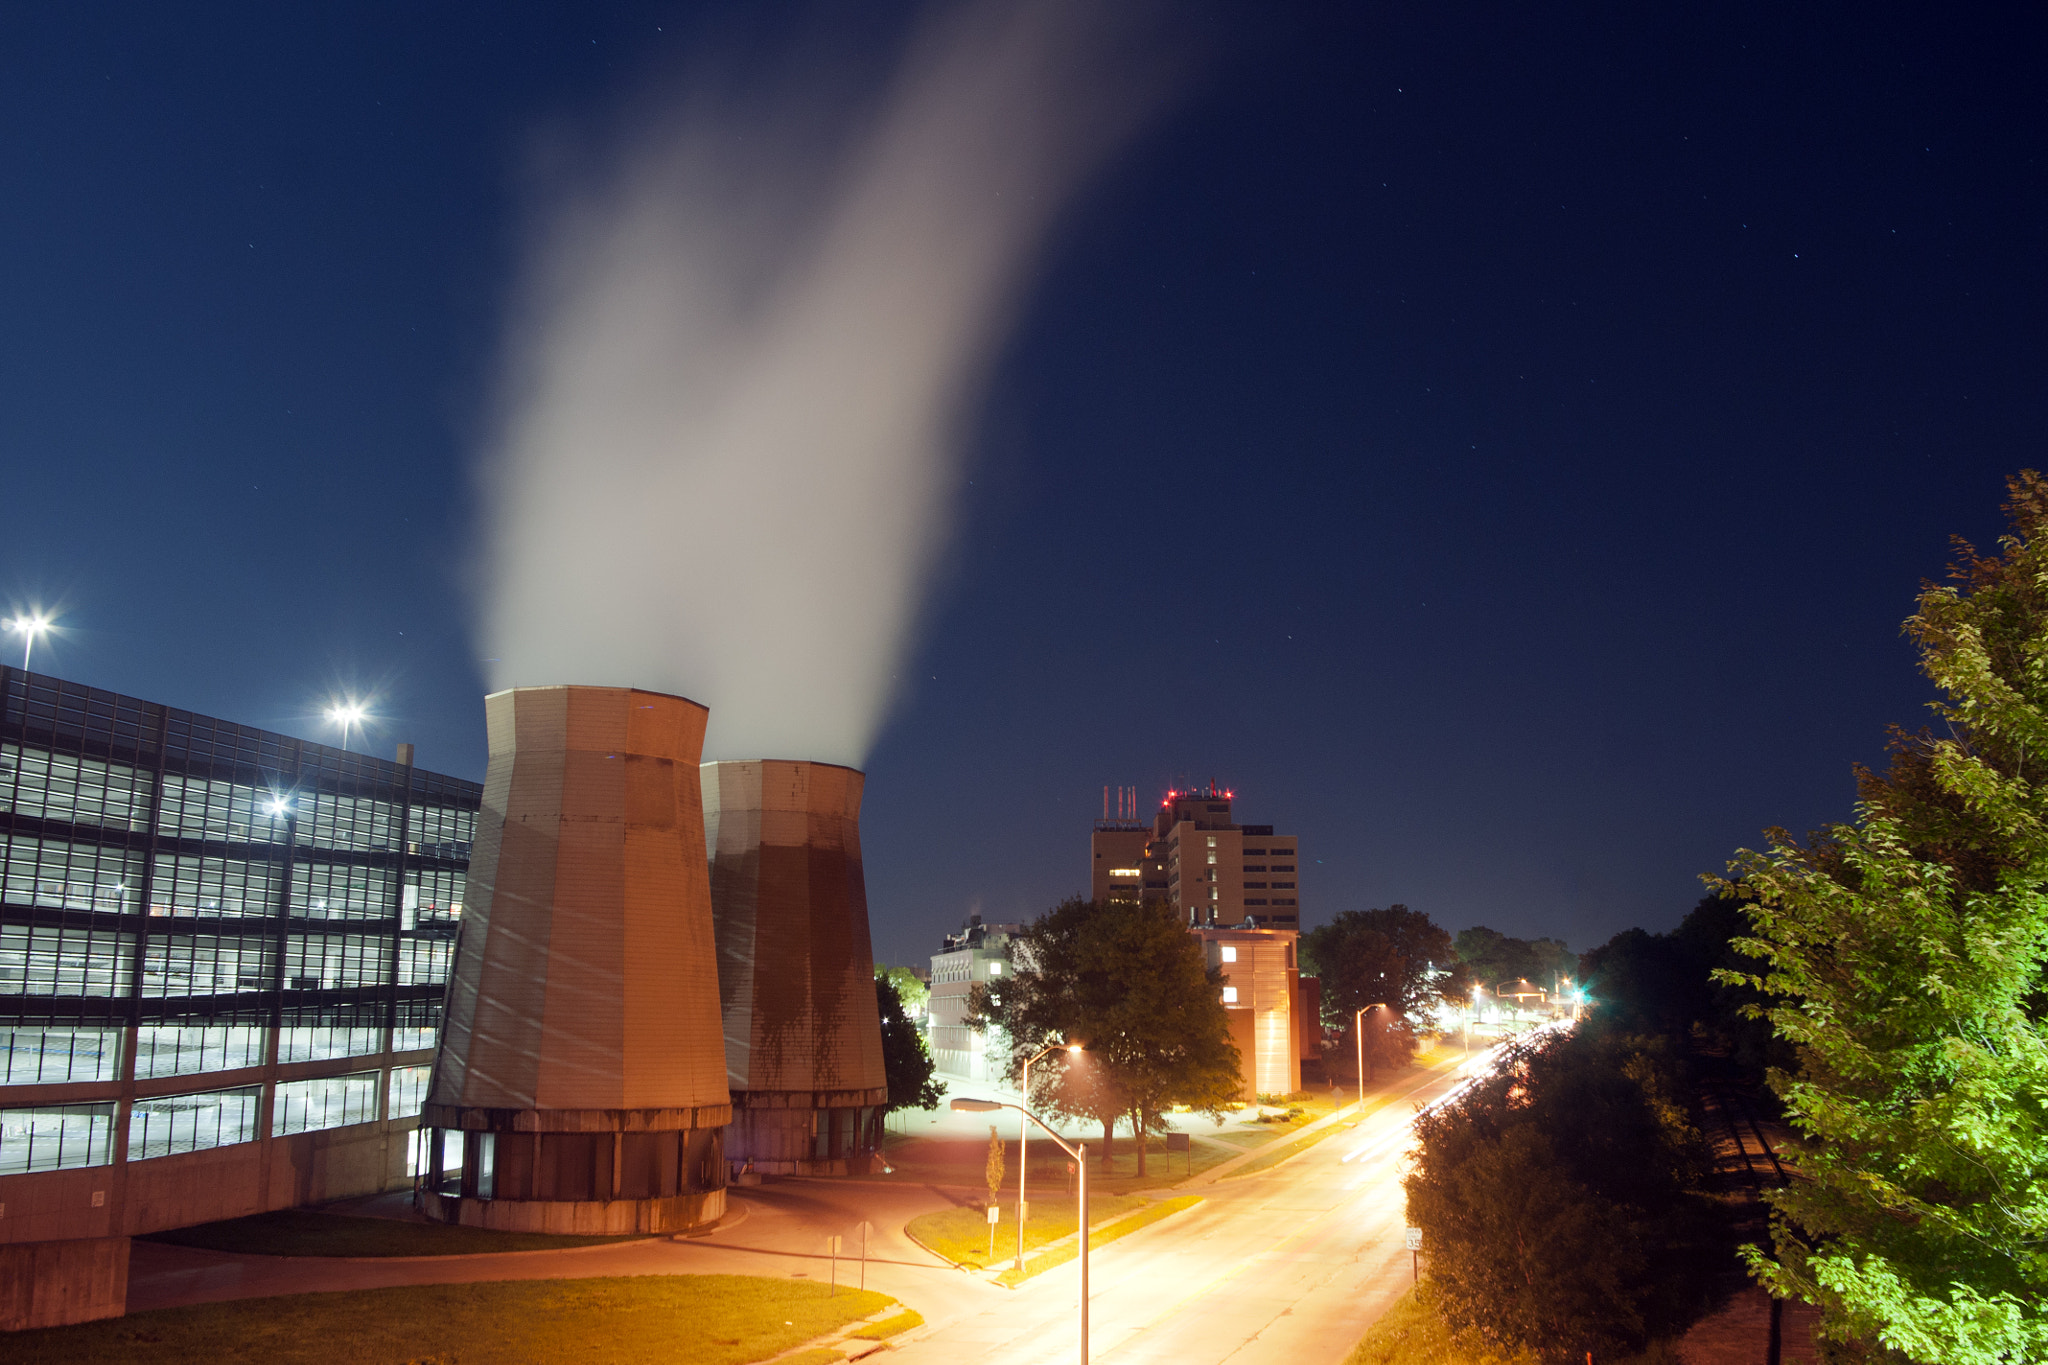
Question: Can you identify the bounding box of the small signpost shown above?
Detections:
[827,1234,842,1296]
[855,1220,874,1292]
[1404,1227,1423,1284]
[1165,1131,1192,1175]
[987,1201,1001,1260]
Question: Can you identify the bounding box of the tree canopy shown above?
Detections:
[1716,471,2048,1363]
[875,972,943,1114]
[978,897,1240,1173]
[1453,925,1575,994]
[1301,904,1459,1023]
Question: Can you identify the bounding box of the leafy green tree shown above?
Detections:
[1302,904,1460,1024]
[978,897,1241,1174]
[1404,1025,1726,1363]
[1455,925,1575,994]
[985,1125,1006,1204]
[876,964,930,1019]
[1715,472,2048,1363]
[875,974,943,1115]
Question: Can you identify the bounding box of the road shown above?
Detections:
[129,1049,1477,1364]
[884,1049,1473,1365]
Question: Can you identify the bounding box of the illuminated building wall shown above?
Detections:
[0,668,477,1330]
[422,686,729,1233]
[927,914,1020,1082]
[702,760,886,1175]
[1194,926,1302,1098]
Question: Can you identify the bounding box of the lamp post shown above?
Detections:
[1015,1039,1080,1270]
[1354,1004,1382,1107]
[5,613,52,671]
[955,1097,1091,1365]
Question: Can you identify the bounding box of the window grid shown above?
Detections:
[1,836,141,915]
[127,1085,261,1160]
[0,745,150,832]
[149,853,279,918]
[0,925,134,996]
[133,1024,268,1078]
[141,934,275,998]
[291,863,395,921]
[272,1071,379,1136]
[0,1025,122,1083]
[387,1065,430,1119]
[282,933,392,991]
[0,1102,115,1175]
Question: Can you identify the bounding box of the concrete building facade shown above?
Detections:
[1193,925,1302,1098]
[421,686,729,1235]
[0,668,478,1329]
[1091,785,1300,930]
[702,760,886,1176]
[927,915,1018,1082]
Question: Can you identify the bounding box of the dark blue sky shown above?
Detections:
[4,3,2042,968]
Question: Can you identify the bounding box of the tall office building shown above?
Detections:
[0,669,478,1329]
[1089,784,1300,930]
[927,914,1020,1082]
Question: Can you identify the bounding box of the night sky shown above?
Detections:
[4,3,2043,969]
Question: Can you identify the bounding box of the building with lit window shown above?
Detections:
[927,914,1019,1082]
[1091,784,1300,930]
[1194,925,1302,1098]
[0,668,478,1329]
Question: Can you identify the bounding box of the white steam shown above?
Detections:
[477,0,1171,764]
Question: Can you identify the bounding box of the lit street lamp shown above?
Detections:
[1014,1039,1081,1270]
[324,700,368,753]
[1355,1003,1383,1107]
[954,1095,1092,1365]
[5,613,52,670]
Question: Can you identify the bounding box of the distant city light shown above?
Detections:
[4,612,54,670]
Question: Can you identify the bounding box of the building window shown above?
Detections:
[134,1024,266,1078]
[128,1085,261,1160]
[1272,898,1297,907]
[292,863,397,920]
[1273,882,1295,889]
[1206,837,1217,847]
[272,1071,379,1136]
[141,934,273,998]
[987,961,1003,976]
[0,1025,122,1084]
[1244,882,1267,890]
[0,745,151,831]
[1,925,134,996]
[0,1102,115,1175]
[282,933,393,990]
[1221,945,1237,963]
[388,1065,431,1120]
[1,836,141,915]
[1221,986,1238,1004]
[151,854,279,918]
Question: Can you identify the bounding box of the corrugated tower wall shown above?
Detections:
[702,760,886,1134]
[430,686,730,1117]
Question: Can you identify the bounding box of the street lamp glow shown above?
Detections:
[5,613,53,670]
[324,700,369,753]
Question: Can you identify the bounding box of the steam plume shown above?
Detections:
[477,0,1172,764]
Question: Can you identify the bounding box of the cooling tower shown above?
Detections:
[422,686,730,1233]
[703,760,887,1176]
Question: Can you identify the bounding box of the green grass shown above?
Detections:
[906,1193,1150,1268]
[851,1308,925,1340]
[875,1128,1240,1194]
[993,1195,1204,1287]
[140,1208,647,1257]
[10,1275,895,1365]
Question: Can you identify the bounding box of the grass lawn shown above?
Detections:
[876,1129,1240,1194]
[906,1193,1150,1268]
[993,1195,1204,1287]
[141,1209,647,1257]
[10,1275,895,1365]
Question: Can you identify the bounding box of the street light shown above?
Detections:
[1015,1039,1081,1271]
[954,1096,1092,1365]
[5,613,53,670]
[1354,1004,1383,1108]
[324,700,368,753]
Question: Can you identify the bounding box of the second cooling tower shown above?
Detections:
[703,760,887,1175]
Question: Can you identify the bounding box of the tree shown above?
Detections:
[1404,1024,1725,1363]
[876,974,943,1115]
[978,897,1241,1174]
[1302,904,1460,1025]
[1715,471,2048,1363]
[1454,925,1575,994]
[876,964,930,1019]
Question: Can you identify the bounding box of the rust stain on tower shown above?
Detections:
[423,686,730,1232]
[703,760,887,1175]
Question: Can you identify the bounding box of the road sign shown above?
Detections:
[1403,1227,1423,1251]
[986,1203,1002,1224]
